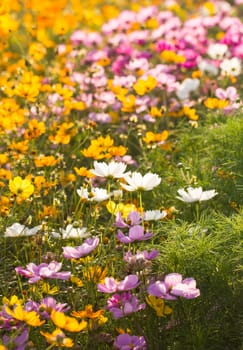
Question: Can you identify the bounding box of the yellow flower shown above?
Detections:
[143,131,169,144]
[9,176,34,199]
[133,76,157,96]
[82,135,127,160]
[204,98,229,109]
[5,305,45,326]
[41,281,59,295]
[15,83,40,102]
[74,167,94,178]
[28,42,47,61]
[160,50,185,64]
[106,201,138,217]
[70,275,84,287]
[146,295,172,317]
[83,266,108,284]
[51,311,87,332]
[118,94,136,113]
[182,106,199,120]
[40,328,73,348]
[24,119,46,140]
[2,295,22,307]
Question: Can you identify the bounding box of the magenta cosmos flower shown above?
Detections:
[148,273,200,300]
[15,261,71,284]
[107,291,145,319]
[117,225,152,244]
[114,333,147,350]
[98,274,139,293]
[63,236,99,259]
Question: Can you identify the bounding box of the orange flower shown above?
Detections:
[71,304,104,319]
[24,119,46,139]
[34,155,59,167]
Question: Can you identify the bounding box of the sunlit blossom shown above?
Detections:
[91,160,127,178]
[4,223,41,237]
[9,176,34,200]
[176,187,218,203]
[15,261,71,283]
[148,273,200,300]
[120,172,161,191]
[63,237,99,259]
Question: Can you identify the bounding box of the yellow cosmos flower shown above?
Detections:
[133,76,157,96]
[2,295,22,307]
[146,295,172,317]
[143,131,169,144]
[106,201,138,217]
[160,50,185,64]
[40,328,73,348]
[83,266,108,284]
[5,305,45,326]
[15,83,40,102]
[204,98,229,109]
[34,155,59,167]
[51,311,87,332]
[9,176,34,199]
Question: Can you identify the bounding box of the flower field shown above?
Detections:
[0,0,242,349]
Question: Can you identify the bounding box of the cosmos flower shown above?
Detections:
[148,273,200,300]
[50,224,89,239]
[97,275,140,293]
[117,225,152,243]
[120,172,161,191]
[63,237,99,259]
[114,333,147,350]
[9,176,34,200]
[143,210,167,221]
[15,261,71,283]
[107,291,146,319]
[40,328,73,348]
[207,43,228,59]
[220,57,241,76]
[176,186,218,203]
[4,223,41,237]
[91,160,128,179]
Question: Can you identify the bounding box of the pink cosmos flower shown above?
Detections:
[63,237,99,259]
[107,291,145,319]
[215,87,239,102]
[15,261,71,284]
[148,273,200,300]
[97,274,139,293]
[114,333,147,350]
[117,226,152,244]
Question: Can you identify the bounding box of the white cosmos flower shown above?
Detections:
[77,186,89,200]
[176,187,218,203]
[91,161,127,178]
[207,43,228,60]
[176,78,200,100]
[90,187,110,202]
[5,223,41,237]
[120,171,161,191]
[198,60,218,76]
[51,224,89,239]
[144,210,167,221]
[220,57,241,76]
